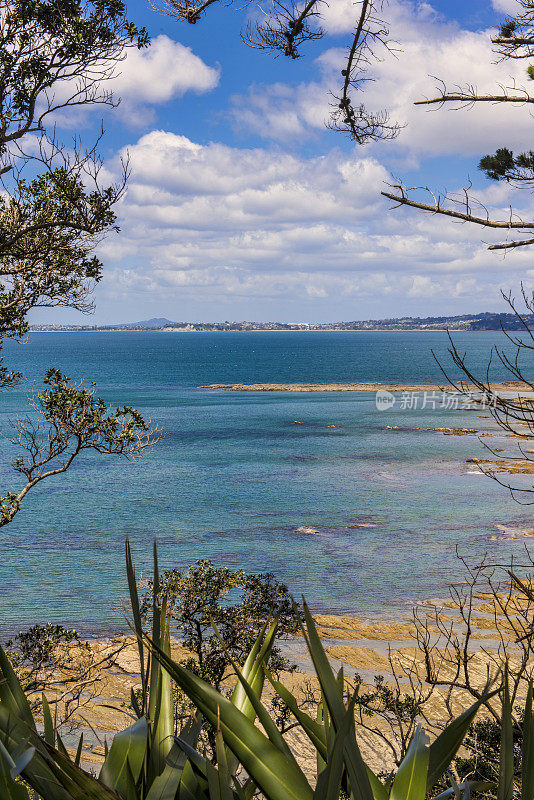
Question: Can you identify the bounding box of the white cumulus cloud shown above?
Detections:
[231,0,534,161]
[48,35,220,128]
[91,130,534,317]
[111,36,220,123]
[491,0,520,13]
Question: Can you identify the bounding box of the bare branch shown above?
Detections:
[328,0,400,143]
[381,184,534,251]
[241,0,323,59]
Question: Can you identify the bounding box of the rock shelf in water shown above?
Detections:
[200,381,526,392]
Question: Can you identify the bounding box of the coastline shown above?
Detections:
[32,592,524,773]
[28,328,511,334]
[161,328,471,333]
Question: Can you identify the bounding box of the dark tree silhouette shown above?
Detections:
[0,0,157,527]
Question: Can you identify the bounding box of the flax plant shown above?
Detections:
[0,542,528,800]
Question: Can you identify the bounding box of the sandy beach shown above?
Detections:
[41,586,530,775]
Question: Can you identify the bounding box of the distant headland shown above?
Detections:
[28,311,534,333]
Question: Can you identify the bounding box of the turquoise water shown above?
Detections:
[1,331,533,634]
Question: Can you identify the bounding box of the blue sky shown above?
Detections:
[30,0,534,323]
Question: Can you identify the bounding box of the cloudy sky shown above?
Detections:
[32,0,534,323]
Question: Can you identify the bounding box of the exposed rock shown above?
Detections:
[326,646,393,672]
[201,382,526,393]
[428,427,478,436]
[314,615,416,641]
[421,599,460,609]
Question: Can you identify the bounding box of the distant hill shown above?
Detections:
[467,313,534,330]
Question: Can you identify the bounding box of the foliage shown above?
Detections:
[0,0,154,529]
[0,0,147,155]
[0,540,517,800]
[0,0,148,355]
[478,149,534,184]
[0,369,157,526]
[144,559,298,691]
[351,671,435,771]
[454,715,522,787]
[0,166,119,345]
[142,559,299,755]
[5,623,121,733]
[6,624,82,673]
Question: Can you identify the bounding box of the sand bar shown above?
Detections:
[200,381,526,392]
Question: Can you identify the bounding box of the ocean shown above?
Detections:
[0,330,532,634]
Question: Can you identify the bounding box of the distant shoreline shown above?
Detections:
[27,327,520,334]
[28,310,534,333]
[160,328,470,333]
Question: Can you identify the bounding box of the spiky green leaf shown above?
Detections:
[100,716,148,797]
[390,726,429,800]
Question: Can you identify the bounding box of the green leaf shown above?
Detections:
[146,716,202,800]
[366,766,388,800]
[297,601,346,726]
[75,733,84,767]
[180,758,207,800]
[10,746,35,779]
[42,695,55,746]
[211,621,296,762]
[0,706,71,800]
[522,681,534,800]
[316,702,326,780]
[314,695,356,800]
[173,733,210,786]
[0,739,30,800]
[146,740,188,800]
[427,684,500,790]
[0,645,35,729]
[126,539,148,712]
[126,758,141,800]
[151,599,174,777]
[498,668,514,800]
[224,618,276,775]
[390,726,430,800]
[205,731,234,800]
[149,640,314,800]
[39,738,124,800]
[299,600,373,800]
[229,618,273,722]
[56,733,69,759]
[148,544,163,734]
[100,715,148,797]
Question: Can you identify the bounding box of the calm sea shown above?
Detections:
[0,330,533,634]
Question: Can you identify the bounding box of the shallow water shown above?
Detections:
[0,330,533,634]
